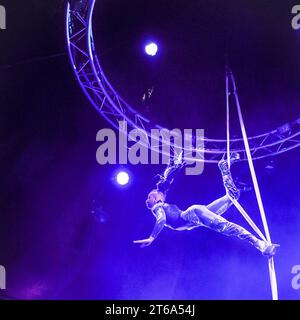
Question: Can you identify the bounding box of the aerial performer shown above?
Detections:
[134,153,279,258]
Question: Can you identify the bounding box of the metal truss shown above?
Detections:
[66,0,300,163]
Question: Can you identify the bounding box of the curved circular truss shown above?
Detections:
[66,0,300,163]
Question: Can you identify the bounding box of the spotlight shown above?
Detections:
[116,171,130,186]
[145,42,158,56]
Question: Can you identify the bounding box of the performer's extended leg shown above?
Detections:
[206,154,241,215]
[182,205,275,256]
[218,153,241,200]
[206,195,233,216]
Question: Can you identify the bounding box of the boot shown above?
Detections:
[258,242,280,258]
[218,153,240,200]
[209,215,277,257]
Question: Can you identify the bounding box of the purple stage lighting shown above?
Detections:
[116,171,130,186]
[145,42,158,56]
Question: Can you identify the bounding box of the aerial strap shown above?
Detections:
[225,67,278,300]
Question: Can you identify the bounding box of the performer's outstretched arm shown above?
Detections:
[134,203,166,248]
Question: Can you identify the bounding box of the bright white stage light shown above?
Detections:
[116,171,130,186]
[145,42,158,56]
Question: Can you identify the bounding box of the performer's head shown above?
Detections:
[146,189,166,209]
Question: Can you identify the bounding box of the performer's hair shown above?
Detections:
[155,155,185,196]
[156,178,172,195]
[150,189,166,201]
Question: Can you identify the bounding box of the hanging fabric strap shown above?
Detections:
[226,66,231,170]
[225,68,266,241]
[225,67,278,300]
